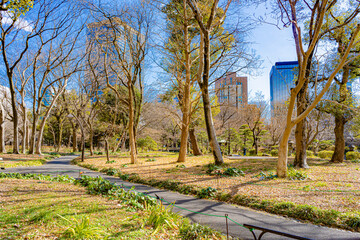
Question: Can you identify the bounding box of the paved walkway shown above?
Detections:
[2,155,360,240]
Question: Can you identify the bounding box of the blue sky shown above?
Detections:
[244,4,297,101]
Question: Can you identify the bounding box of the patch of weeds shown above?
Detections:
[100,167,118,176]
[205,163,222,174]
[120,164,128,168]
[105,160,116,164]
[145,158,156,162]
[302,185,314,191]
[287,168,308,180]
[217,192,231,202]
[274,201,295,212]
[59,215,106,240]
[292,204,318,220]
[222,167,245,177]
[342,213,360,230]
[315,182,327,187]
[196,187,217,199]
[176,164,186,169]
[179,221,222,240]
[254,171,277,180]
[143,202,182,235]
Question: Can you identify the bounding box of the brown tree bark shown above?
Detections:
[28,115,38,154]
[21,100,27,154]
[189,128,202,156]
[187,0,225,165]
[178,0,191,163]
[294,82,309,168]
[330,115,346,163]
[80,131,85,162]
[72,122,77,153]
[0,102,5,153]
[56,119,64,153]
[8,75,19,154]
[88,122,94,156]
[105,139,110,163]
[128,83,137,164]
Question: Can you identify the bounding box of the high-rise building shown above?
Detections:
[215,72,248,108]
[270,61,298,111]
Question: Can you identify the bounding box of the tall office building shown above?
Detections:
[270,61,298,111]
[215,72,248,107]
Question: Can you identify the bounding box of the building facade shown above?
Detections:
[270,61,298,111]
[215,72,248,107]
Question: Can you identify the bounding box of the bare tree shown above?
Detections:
[88,1,152,164]
[186,0,233,165]
[276,0,360,177]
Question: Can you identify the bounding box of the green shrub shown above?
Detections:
[196,187,217,199]
[318,150,334,159]
[137,136,158,151]
[270,149,278,156]
[318,140,334,151]
[346,151,360,161]
[306,150,314,157]
[248,149,256,156]
[100,167,118,176]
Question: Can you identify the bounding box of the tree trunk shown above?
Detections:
[330,115,345,163]
[89,123,94,156]
[0,103,5,153]
[202,88,223,165]
[189,128,202,156]
[21,106,27,154]
[201,30,223,165]
[56,119,63,152]
[29,114,39,154]
[35,117,49,155]
[128,83,137,164]
[72,122,77,152]
[277,122,295,178]
[294,85,309,168]
[9,79,19,154]
[105,139,110,163]
[81,131,85,162]
[26,124,30,150]
[178,3,191,163]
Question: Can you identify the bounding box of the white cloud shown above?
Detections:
[1,12,33,32]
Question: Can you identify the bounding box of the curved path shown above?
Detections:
[2,155,360,240]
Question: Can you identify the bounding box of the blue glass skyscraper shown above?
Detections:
[270,61,299,111]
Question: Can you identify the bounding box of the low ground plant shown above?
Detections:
[318,150,334,159]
